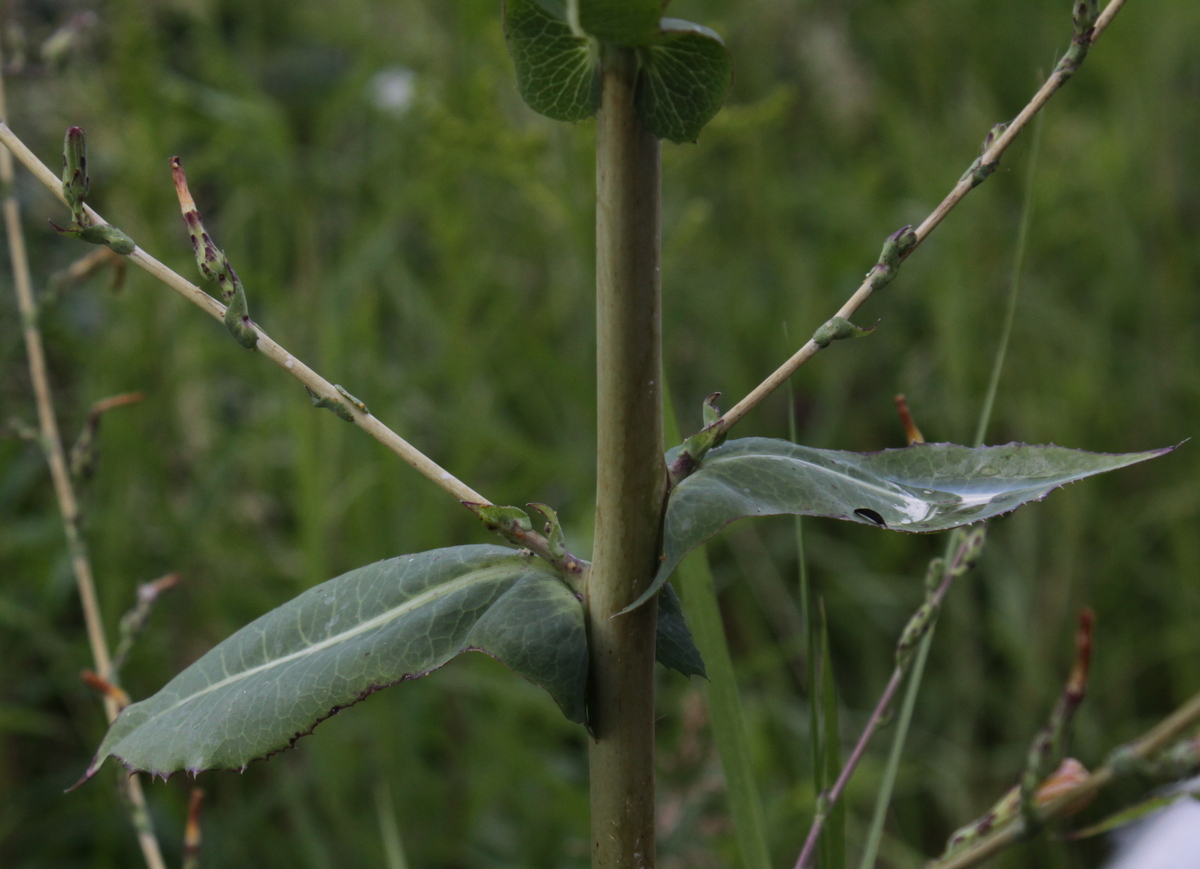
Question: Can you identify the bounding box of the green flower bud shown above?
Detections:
[812,316,876,349]
[62,126,88,214]
[1072,0,1099,36]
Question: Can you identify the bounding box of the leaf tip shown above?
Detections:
[614,569,670,617]
[66,766,96,793]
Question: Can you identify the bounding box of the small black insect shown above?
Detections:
[854,508,888,527]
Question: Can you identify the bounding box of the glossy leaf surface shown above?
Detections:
[625,438,1175,612]
[85,545,589,780]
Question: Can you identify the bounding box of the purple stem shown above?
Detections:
[793,536,970,869]
[793,665,905,869]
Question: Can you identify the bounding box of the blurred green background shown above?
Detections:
[1,0,1197,866]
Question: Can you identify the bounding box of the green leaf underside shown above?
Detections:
[636,19,732,143]
[505,0,600,122]
[624,438,1175,613]
[83,543,704,781]
[655,582,706,678]
[85,546,589,780]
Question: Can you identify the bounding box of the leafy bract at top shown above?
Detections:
[82,546,590,781]
[635,20,733,143]
[505,0,601,122]
[503,3,731,142]
[81,543,704,783]
[623,438,1176,613]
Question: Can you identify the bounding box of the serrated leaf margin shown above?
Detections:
[621,438,1177,613]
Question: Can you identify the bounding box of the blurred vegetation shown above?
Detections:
[1,0,1197,866]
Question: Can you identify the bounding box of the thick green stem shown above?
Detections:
[588,47,664,869]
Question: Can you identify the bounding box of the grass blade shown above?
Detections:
[666,382,771,869]
[374,780,410,869]
[676,549,773,869]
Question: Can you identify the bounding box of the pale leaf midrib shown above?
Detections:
[118,560,526,734]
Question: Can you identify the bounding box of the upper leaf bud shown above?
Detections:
[62,126,89,213]
[981,122,1008,154]
[1072,0,1099,36]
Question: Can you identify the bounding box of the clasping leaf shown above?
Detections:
[622,438,1177,613]
[505,0,601,122]
[81,545,590,781]
[504,4,732,143]
[80,543,705,783]
[635,19,733,143]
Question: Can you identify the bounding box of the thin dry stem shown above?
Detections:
[718,0,1129,438]
[0,58,168,869]
[51,245,120,291]
[1,125,113,699]
[794,531,978,869]
[926,688,1200,869]
[0,118,487,505]
[0,118,580,574]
